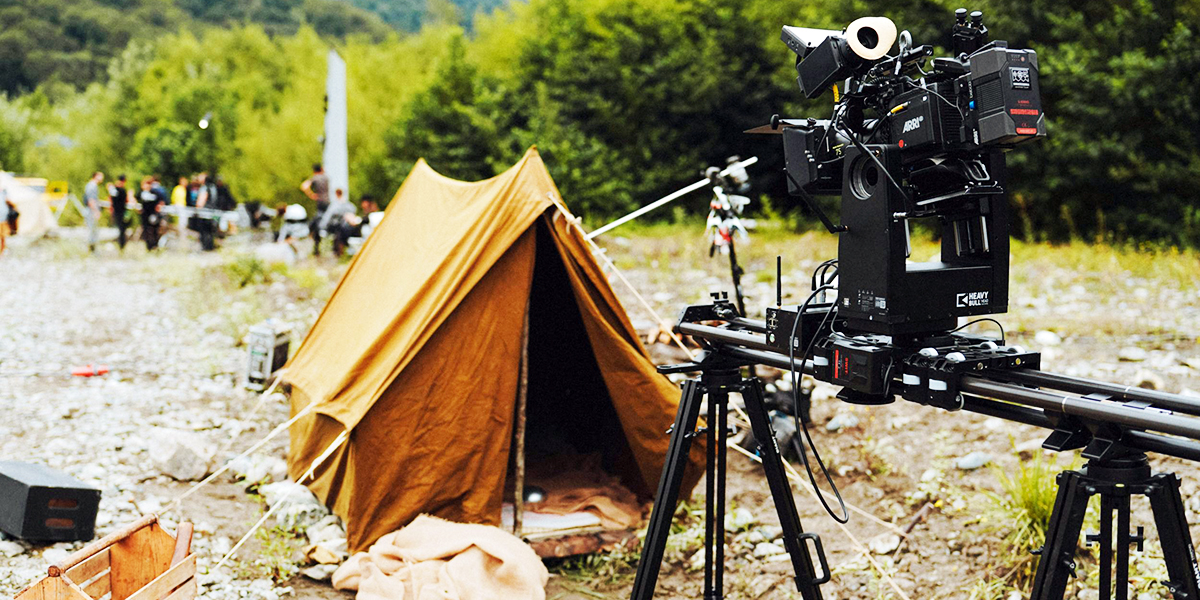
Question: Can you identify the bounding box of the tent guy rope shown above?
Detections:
[164,396,316,516]
[586,156,758,239]
[213,430,350,571]
[547,193,697,362]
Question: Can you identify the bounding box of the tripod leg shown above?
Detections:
[1031,470,1093,600]
[1099,493,1114,600]
[740,378,826,600]
[1145,473,1200,600]
[631,379,706,600]
[704,386,716,598]
[1115,491,1130,600]
[715,389,728,598]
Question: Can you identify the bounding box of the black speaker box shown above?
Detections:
[0,461,101,541]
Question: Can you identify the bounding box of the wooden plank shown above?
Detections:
[65,548,109,586]
[14,571,98,600]
[53,515,157,577]
[123,555,194,600]
[81,570,111,599]
[109,523,174,600]
[169,524,192,567]
[161,578,196,600]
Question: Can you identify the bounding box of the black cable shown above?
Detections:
[946,317,1006,343]
[834,121,912,207]
[810,259,837,291]
[788,284,850,524]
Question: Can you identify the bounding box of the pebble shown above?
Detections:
[301,564,338,581]
[868,533,901,555]
[724,507,757,532]
[826,412,859,432]
[1133,369,1165,391]
[752,542,786,558]
[0,541,24,557]
[1034,330,1062,346]
[1118,347,1149,362]
[955,451,993,470]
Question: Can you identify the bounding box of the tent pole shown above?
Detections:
[513,296,531,536]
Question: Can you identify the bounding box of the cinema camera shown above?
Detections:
[631,10,1200,600]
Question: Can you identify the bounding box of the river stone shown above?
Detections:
[955,451,993,470]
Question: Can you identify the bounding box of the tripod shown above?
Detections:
[630,352,828,600]
[1032,451,1200,600]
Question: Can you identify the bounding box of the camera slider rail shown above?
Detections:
[641,295,1200,598]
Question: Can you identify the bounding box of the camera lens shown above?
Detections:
[850,156,879,200]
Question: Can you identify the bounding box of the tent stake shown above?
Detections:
[513,296,531,536]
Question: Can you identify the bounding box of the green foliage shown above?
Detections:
[0,96,33,172]
[240,525,303,583]
[222,253,270,288]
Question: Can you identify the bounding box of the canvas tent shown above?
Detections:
[285,148,704,552]
[0,174,58,238]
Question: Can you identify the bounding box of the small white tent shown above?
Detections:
[1,174,58,238]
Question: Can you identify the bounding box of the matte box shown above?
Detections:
[0,461,101,541]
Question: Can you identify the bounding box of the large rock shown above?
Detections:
[147,428,216,481]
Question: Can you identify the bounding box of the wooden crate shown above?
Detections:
[14,515,195,600]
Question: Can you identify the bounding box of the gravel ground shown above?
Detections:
[0,236,322,599]
[2,224,1200,600]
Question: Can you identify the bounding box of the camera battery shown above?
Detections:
[828,337,892,396]
[0,462,101,541]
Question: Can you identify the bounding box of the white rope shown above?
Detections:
[546,193,696,362]
[213,430,349,571]
[586,156,758,239]
[164,400,318,515]
[215,371,288,457]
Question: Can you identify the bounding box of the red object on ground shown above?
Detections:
[70,364,109,377]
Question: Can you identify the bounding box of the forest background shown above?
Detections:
[0,0,1197,244]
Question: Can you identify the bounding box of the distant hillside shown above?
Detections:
[346,0,507,31]
[0,0,504,96]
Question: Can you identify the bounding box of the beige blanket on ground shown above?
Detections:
[332,515,548,600]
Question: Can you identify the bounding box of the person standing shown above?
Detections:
[301,163,330,256]
[193,172,216,251]
[108,175,132,251]
[138,177,167,251]
[171,176,187,208]
[83,171,104,253]
[320,189,355,257]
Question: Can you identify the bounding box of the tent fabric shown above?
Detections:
[0,174,58,238]
[286,148,704,552]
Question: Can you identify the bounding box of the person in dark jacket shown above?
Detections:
[138,176,167,251]
[108,175,133,250]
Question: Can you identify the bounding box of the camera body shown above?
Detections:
[777,10,1044,339]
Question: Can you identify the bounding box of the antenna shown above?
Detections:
[776,256,783,307]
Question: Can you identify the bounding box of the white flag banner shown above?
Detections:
[323,49,349,201]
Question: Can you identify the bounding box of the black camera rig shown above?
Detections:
[631,9,1200,600]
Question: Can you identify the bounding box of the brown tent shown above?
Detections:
[285,148,704,552]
